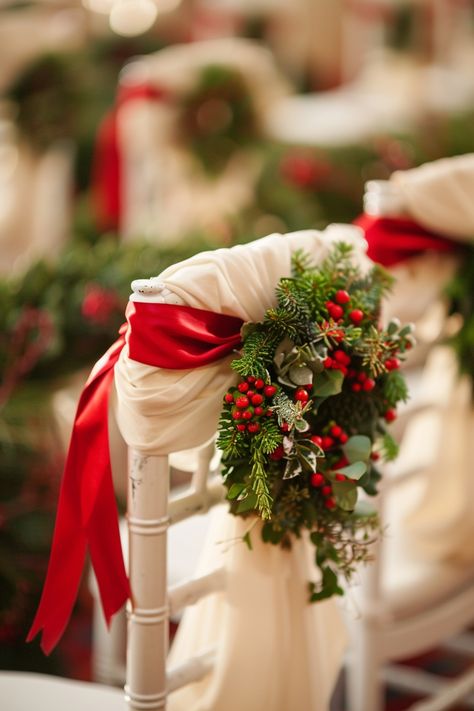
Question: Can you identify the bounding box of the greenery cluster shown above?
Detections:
[217,244,413,601]
[178,65,260,174]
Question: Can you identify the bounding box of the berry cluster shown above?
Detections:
[225,377,278,435]
[325,289,363,326]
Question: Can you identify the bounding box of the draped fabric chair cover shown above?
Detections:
[114,39,287,244]
[381,153,474,565]
[114,226,371,711]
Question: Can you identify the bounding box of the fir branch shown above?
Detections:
[379,431,399,461]
[231,327,278,378]
[383,370,409,407]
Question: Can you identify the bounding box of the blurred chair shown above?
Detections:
[104,38,287,244]
[344,179,474,711]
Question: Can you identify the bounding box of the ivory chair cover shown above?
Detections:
[114,226,370,711]
[383,153,474,565]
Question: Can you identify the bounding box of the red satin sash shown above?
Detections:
[28,301,243,654]
[355,214,460,267]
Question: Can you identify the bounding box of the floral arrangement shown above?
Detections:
[217,244,413,601]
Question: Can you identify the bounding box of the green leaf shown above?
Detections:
[314,369,344,397]
[336,461,367,480]
[333,480,358,511]
[227,483,247,500]
[236,493,257,513]
[242,531,253,550]
[343,435,371,463]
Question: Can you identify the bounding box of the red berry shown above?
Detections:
[324,497,337,510]
[235,396,250,409]
[251,394,264,406]
[224,393,234,403]
[321,436,334,450]
[254,406,264,416]
[281,422,290,432]
[335,473,346,482]
[333,455,349,468]
[337,364,348,377]
[335,289,350,305]
[386,357,400,371]
[371,451,380,461]
[333,350,347,364]
[339,432,348,444]
[238,382,249,393]
[236,423,246,432]
[357,372,367,382]
[266,409,273,417]
[349,309,364,324]
[264,384,277,397]
[247,390,255,397]
[330,425,342,438]
[295,388,309,403]
[324,357,333,369]
[247,422,260,434]
[311,473,325,487]
[351,383,361,392]
[322,485,332,496]
[242,410,253,420]
[232,410,242,420]
[384,409,397,423]
[247,376,256,383]
[311,435,323,447]
[255,379,265,390]
[325,301,334,310]
[363,378,376,392]
[329,304,344,319]
[270,445,284,460]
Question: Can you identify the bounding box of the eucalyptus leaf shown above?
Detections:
[289,364,313,385]
[333,481,358,511]
[343,435,371,464]
[314,369,344,397]
[336,461,367,480]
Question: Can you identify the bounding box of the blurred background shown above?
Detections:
[0,0,474,707]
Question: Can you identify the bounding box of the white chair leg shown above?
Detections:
[126,450,169,711]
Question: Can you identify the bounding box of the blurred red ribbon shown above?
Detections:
[27,301,243,654]
[92,82,172,233]
[354,214,460,267]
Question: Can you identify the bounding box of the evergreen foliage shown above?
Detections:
[218,245,413,601]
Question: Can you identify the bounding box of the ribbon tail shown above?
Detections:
[88,456,131,624]
[27,336,129,653]
[26,481,88,655]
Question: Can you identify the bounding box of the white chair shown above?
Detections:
[343,180,474,711]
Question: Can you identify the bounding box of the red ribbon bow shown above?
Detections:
[28,301,243,654]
